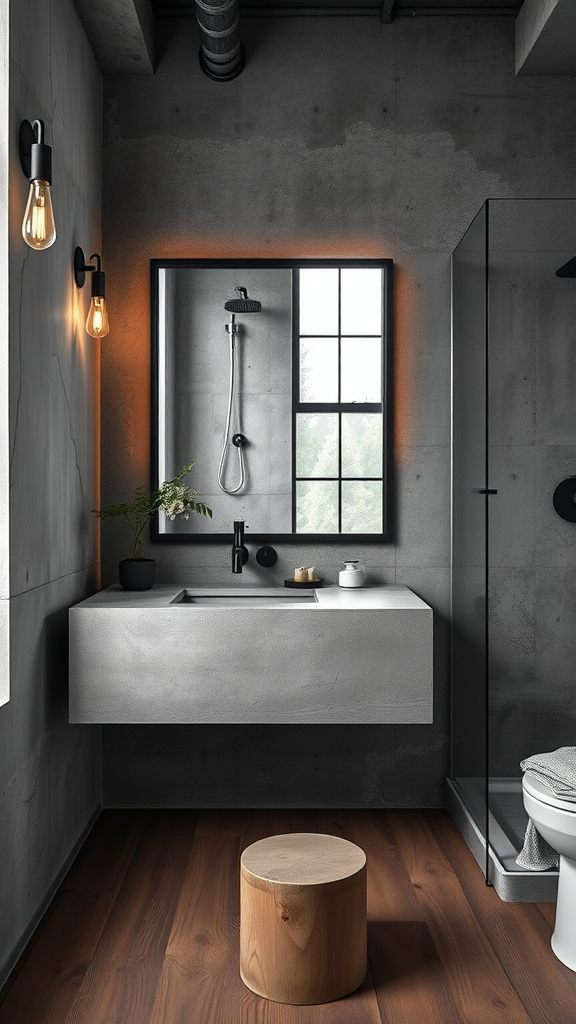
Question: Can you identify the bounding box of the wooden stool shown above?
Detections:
[240,832,367,1005]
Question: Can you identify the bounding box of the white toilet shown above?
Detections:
[522,773,576,971]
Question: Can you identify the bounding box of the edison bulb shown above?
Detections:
[22,179,56,250]
[86,296,110,338]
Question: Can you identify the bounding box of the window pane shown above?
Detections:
[299,269,339,335]
[300,338,338,402]
[341,338,381,402]
[296,413,338,477]
[341,268,382,335]
[296,480,338,533]
[342,480,383,533]
[341,413,382,477]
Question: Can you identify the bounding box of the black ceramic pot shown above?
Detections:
[119,558,156,591]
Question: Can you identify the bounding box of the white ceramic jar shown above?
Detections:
[338,560,365,588]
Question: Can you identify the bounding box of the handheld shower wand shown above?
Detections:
[217,288,261,495]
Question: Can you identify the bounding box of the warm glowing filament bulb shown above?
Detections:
[86,296,110,338]
[22,179,56,249]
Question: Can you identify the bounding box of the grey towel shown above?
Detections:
[516,819,558,870]
[520,746,576,800]
[516,746,576,870]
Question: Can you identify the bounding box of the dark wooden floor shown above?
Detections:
[1,809,575,1024]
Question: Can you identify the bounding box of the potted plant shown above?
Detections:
[93,461,212,590]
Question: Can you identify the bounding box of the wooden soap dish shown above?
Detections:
[284,578,323,589]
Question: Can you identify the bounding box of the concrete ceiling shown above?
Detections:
[72,0,576,75]
[154,0,523,12]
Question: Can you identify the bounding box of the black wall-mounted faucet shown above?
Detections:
[232,520,249,573]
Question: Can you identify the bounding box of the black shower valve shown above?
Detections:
[553,477,576,522]
[256,545,278,568]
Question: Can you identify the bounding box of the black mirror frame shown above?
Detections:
[150,257,394,545]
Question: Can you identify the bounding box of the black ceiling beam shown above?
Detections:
[380,0,394,21]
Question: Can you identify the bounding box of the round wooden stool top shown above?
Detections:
[241,831,366,885]
[240,833,367,1004]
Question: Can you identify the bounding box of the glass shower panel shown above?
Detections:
[453,199,576,899]
[451,203,489,873]
[486,199,576,870]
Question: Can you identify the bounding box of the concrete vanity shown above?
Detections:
[69,585,433,725]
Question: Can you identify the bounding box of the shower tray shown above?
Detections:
[446,776,558,902]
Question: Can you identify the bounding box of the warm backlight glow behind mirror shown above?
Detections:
[150,258,393,544]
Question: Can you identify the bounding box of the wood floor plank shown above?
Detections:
[288,809,326,833]
[536,903,556,931]
[295,968,382,1024]
[240,810,293,852]
[368,920,462,1024]
[427,810,576,1024]
[389,810,534,1024]
[239,995,295,1024]
[148,834,242,1024]
[0,810,148,1024]
[195,809,244,836]
[317,809,345,836]
[340,810,421,922]
[64,811,197,1024]
[284,810,345,837]
[339,814,461,1024]
[253,809,344,839]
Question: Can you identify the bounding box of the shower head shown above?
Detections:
[224,286,261,313]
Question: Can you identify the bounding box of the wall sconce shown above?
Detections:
[19,119,56,250]
[74,247,110,338]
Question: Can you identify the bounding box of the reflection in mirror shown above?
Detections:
[151,259,393,542]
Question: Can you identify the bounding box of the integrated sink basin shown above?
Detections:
[172,588,317,608]
[69,584,433,725]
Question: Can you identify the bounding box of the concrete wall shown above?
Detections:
[0,0,102,986]
[161,266,292,534]
[101,15,576,807]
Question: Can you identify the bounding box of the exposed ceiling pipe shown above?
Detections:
[194,0,244,81]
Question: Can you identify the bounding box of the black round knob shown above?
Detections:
[232,433,247,447]
[553,477,576,522]
[256,545,277,567]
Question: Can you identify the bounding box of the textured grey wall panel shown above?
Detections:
[1,0,102,989]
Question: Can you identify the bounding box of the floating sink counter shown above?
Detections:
[69,585,433,725]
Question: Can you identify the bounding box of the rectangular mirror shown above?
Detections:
[151,258,393,543]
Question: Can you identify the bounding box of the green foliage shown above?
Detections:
[93,461,212,559]
[295,414,383,533]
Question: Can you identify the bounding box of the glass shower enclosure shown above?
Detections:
[450,199,576,901]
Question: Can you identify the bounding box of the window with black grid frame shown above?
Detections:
[293,265,387,535]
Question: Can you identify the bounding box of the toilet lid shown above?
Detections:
[522,772,576,811]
